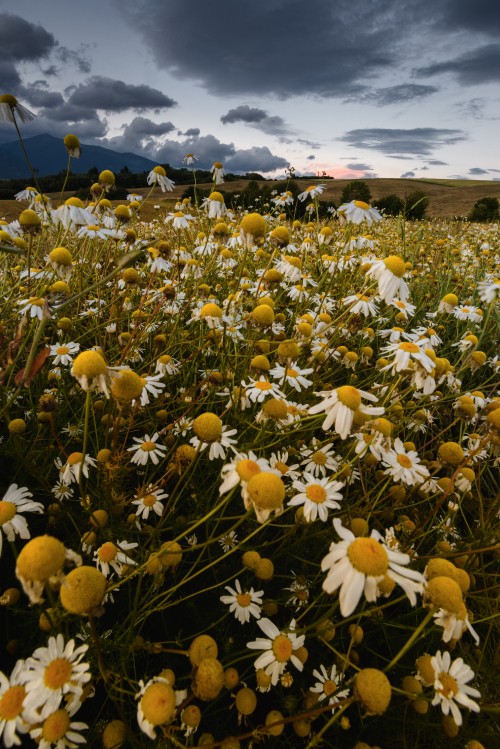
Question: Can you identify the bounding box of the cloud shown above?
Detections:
[346,162,373,171]
[221,105,293,136]
[426,159,448,166]
[104,117,176,152]
[180,128,200,136]
[0,12,56,62]
[414,44,500,85]
[56,45,92,74]
[346,84,438,106]
[455,97,500,120]
[339,128,468,156]
[123,0,397,98]
[307,155,315,160]
[0,60,21,91]
[440,0,500,37]
[400,171,416,178]
[468,167,489,175]
[19,82,64,109]
[67,76,177,112]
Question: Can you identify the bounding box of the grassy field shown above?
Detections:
[1,177,500,223]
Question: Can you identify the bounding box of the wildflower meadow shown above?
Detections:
[0,95,498,749]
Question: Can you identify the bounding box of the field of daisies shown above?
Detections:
[0,129,499,749]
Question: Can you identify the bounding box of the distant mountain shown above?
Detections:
[0,134,158,179]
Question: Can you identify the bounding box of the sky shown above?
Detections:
[0,0,499,179]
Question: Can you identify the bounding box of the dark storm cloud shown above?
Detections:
[414,44,500,85]
[307,155,315,160]
[221,106,267,124]
[20,82,64,109]
[339,128,467,156]
[152,134,287,173]
[67,77,177,112]
[104,117,177,153]
[468,167,489,175]
[0,12,56,62]
[0,60,21,91]
[122,0,398,98]
[221,105,292,137]
[426,159,448,166]
[346,84,438,106]
[182,128,201,136]
[400,171,416,178]
[440,0,500,37]
[346,163,373,171]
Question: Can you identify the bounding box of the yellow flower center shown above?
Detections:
[437,672,458,698]
[398,342,420,353]
[141,682,176,726]
[271,635,293,663]
[274,461,289,475]
[336,385,362,411]
[323,679,337,697]
[44,658,72,690]
[236,459,261,482]
[0,685,26,720]
[397,454,413,468]
[255,381,273,391]
[236,592,252,607]
[141,441,156,452]
[286,368,298,378]
[312,450,327,465]
[56,346,70,355]
[42,709,71,742]
[142,494,157,507]
[0,501,16,525]
[354,200,370,210]
[67,452,83,466]
[98,542,118,562]
[193,412,223,442]
[305,484,327,504]
[383,255,406,278]
[347,538,389,576]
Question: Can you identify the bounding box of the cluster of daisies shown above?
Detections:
[0,154,498,748]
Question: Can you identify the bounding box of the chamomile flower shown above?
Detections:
[430,651,480,726]
[220,579,263,623]
[477,278,500,303]
[366,255,409,303]
[300,441,339,477]
[309,385,384,439]
[269,451,301,481]
[342,293,379,317]
[58,453,97,486]
[289,474,343,523]
[391,298,416,318]
[18,296,46,320]
[310,664,350,711]
[243,377,286,404]
[20,635,90,719]
[94,540,138,577]
[190,423,238,461]
[137,373,166,406]
[219,530,238,553]
[131,486,169,520]
[321,518,425,616]
[210,161,225,185]
[135,677,176,740]
[147,166,175,192]
[297,184,325,201]
[49,342,80,366]
[247,618,305,685]
[0,484,43,556]
[28,702,88,749]
[218,452,272,495]
[381,340,435,374]
[337,200,382,226]
[0,660,29,747]
[381,439,430,486]
[127,433,167,466]
[433,604,480,646]
[269,362,314,392]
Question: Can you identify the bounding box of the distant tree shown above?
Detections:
[244,172,265,180]
[341,180,372,204]
[87,167,99,177]
[469,196,499,222]
[404,190,429,220]
[374,194,404,216]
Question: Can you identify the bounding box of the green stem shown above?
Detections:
[384,609,435,672]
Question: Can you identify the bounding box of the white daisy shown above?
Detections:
[433,605,480,646]
[321,518,425,617]
[247,618,305,685]
[127,433,167,466]
[269,362,314,392]
[288,474,344,523]
[0,484,43,557]
[297,184,325,201]
[190,425,238,461]
[366,255,409,303]
[381,439,430,486]
[300,441,339,477]
[131,486,168,520]
[20,635,90,719]
[430,651,480,726]
[147,166,175,192]
[137,373,166,406]
[29,703,88,749]
[243,377,286,404]
[337,200,382,226]
[269,451,301,482]
[0,660,30,748]
[342,293,379,317]
[49,342,80,366]
[94,539,138,577]
[381,340,435,374]
[309,385,384,439]
[220,579,263,624]
[310,664,350,711]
